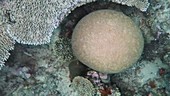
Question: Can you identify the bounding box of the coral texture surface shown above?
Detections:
[72,10,144,73]
[0,0,149,68]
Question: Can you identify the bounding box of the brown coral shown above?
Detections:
[71,10,144,73]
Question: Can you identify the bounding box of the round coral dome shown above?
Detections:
[71,10,144,73]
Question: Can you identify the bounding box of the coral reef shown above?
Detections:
[54,37,73,62]
[151,0,170,35]
[71,76,96,96]
[0,5,15,69]
[0,39,77,95]
[1,0,170,96]
[0,0,150,69]
[111,0,150,11]
[4,0,149,45]
[71,9,144,73]
[0,28,14,69]
[112,58,170,95]
[4,0,96,45]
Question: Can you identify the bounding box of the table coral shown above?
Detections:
[2,0,149,45]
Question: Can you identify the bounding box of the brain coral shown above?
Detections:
[71,10,144,73]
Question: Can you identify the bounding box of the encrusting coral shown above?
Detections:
[71,10,144,73]
[0,0,149,69]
